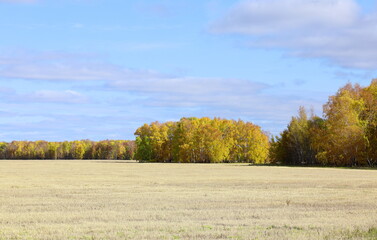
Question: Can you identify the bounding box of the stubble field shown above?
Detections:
[0,160,377,240]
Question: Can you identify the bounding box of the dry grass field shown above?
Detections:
[1,160,377,240]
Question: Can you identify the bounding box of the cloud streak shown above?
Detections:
[0,50,327,138]
[0,87,89,104]
[0,51,268,97]
[24,90,89,104]
[0,0,37,3]
[211,0,377,70]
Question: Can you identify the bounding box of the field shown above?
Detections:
[1,161,377,240]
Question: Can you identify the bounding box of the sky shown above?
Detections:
[0,0,377,141]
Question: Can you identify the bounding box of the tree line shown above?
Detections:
[134,117,270,163]
[0,140,136,160]
[2,80,377,166]
[271,79,377,167]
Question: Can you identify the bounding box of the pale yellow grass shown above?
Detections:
[1,160,377,240]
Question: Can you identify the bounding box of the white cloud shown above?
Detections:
[211,0,377,70]
[0,0,37,3]
[0,53,122,81]
[212,0,359,34]
[25,90,88,104]
[0,51,268,96]
[0,84,89,104]
[109,77,267,95]
[0,51,327,136]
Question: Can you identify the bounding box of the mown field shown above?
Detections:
[0,161,377,240]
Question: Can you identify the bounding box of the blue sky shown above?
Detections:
[0,0,376,141]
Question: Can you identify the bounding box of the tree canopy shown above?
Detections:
[3,80,377,167]
[272,80,377,167]
[0,140,136,160]
[134,117,270,164]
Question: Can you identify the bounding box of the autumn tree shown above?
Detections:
[360,79,377,166]
[135,117,269,163]
[315,84,366,166]
[271,107,318,165]
[0,140,135,160]
[273,81,377,167]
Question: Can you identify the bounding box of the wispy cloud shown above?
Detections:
[0,50,327,137]
[0,113,140,141]
[0,51,267,96]
[24,90,89,104]
[0,0,37,3]
[211,0,358,34]
[0,51,123,81]
[0,22,182,32]
[0,87,89,104]
[211,0,377,70]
